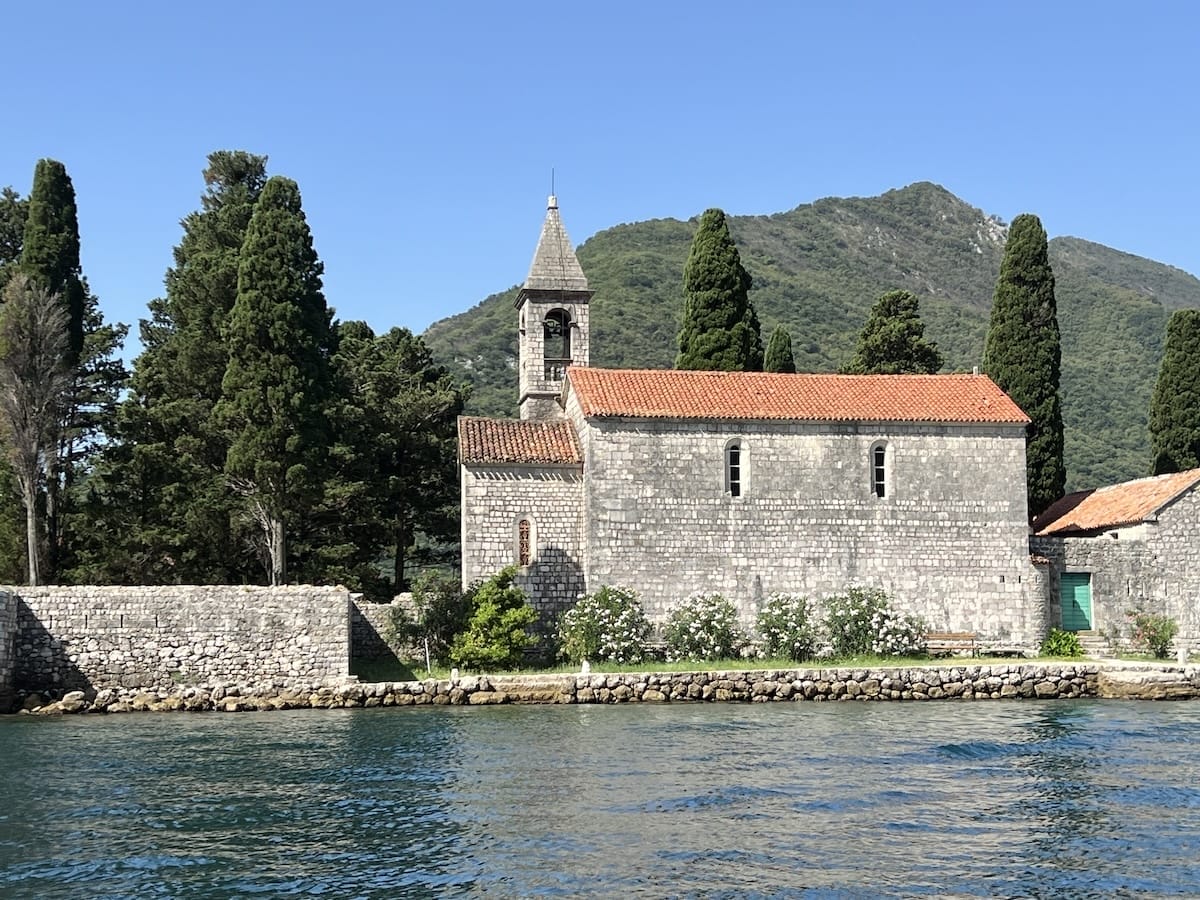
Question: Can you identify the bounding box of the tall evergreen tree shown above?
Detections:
[14,159,127,580]
[0,186,29,285]
[843,289,942,375]
[983,213,1065,518]
[1148,309,1200,474]
[293,321,466,595]
[676,208,762,371]
[20,160,86,360]
[77,151,267,584]
[0,185,29,578]
[764,324,797,374]
[0,276,71,584]
[216,176,333,585]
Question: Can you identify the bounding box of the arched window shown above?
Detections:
[871,441,888,498]
[517,518,533,566]
[543,309,572,380]
[725,439,745,498]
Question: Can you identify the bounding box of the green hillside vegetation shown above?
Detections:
[422,182,1200,491]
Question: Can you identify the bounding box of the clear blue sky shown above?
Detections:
[4,3,1198,360]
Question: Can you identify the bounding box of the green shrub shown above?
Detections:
[557,586,651,665]
[663,593,746,661]
[756,592,819,661]
[1127,608,1178,659]
[449,567,538,671]
[823,587,892,657]
[1040,627,1083,658]
[388,570,469,665]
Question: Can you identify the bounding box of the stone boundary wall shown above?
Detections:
[7,585,351,701]
[0,590,17,712]
[350,594,412,658]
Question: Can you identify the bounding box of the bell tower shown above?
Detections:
[516,195,592,420]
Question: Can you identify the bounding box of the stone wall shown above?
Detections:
[461,464,586,617]
[350,594,412,658]
[8,585,351,699]
[1033,484,1200,651]
[0,590,16,712]
[570,404,1044,646]
[19,662,1120,714]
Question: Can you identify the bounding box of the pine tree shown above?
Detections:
[983,213,1065,518]
[216,176,333,585]
[293,322,466,595]
[1148,309,1200,474]
[78,152,267,584]
[676,208,762,371]
[843,290,943,375]
[764,325,797,374]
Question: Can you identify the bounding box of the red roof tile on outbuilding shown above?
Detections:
[1032,467,1200,536]
[458,416,581,466]
[566,368,1030,424]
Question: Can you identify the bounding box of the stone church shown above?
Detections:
[458,195,1061,648]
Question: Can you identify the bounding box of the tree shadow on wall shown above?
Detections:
[11,596,93,704]
[519,545,586,653]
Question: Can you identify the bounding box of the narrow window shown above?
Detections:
[518,518,532,566]
[726,441,742,497]
[872,443,887,498]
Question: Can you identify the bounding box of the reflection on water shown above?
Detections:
[1,701,1199,897]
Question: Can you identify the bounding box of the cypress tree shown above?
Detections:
[676,208,762,371]
[983,213,1065,518]
[1148,309,1200,474]
[216,176,333,585]
[20,160,86,360]
[843,289,943,375]
[764,325,797,374]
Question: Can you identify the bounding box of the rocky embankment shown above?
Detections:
[15,661,1197,714]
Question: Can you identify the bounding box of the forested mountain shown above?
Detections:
[424,182,1200,491]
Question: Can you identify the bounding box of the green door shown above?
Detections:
[1060,573,1093,631]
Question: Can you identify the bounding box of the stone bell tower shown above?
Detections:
[516,195,592,420]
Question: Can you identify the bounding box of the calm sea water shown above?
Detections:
[1,699,1199,898]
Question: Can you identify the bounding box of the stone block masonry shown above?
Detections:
[8,585,352,701]
[0,590,17,712]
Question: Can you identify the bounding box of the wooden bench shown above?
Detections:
[925,631,978,657]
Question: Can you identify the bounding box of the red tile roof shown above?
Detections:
[1033,468,1200,535]
[458,416,581,466]
[567,368,1030,424]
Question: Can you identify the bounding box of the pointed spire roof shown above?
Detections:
[521,195,590,295]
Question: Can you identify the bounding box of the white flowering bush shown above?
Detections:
[556,586,651,665]
[869,606,928,657]
[755,592,819,661]
[824,587,926,658]
[663,593,746,661]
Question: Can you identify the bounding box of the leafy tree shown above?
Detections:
[983,213,1065,517]
[80,152,268,584]
[0,276,71,584]
[675,208,762,371]
[216,175,333,585]
[843,289,943,374]
[0,187,29,575]
[1148,309,1200,474]
[388,570,470,670]
[449,567,538,670]
[763,324,797,374]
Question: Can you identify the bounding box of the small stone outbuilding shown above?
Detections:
[1032,467,1200,651]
